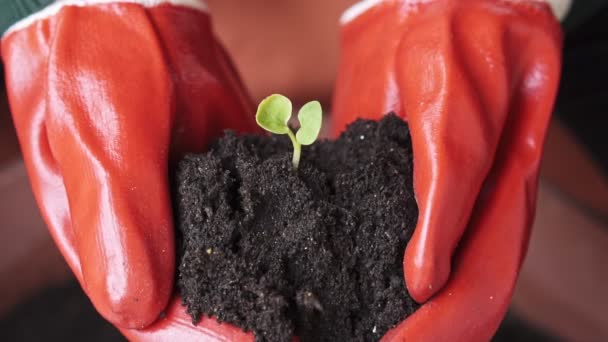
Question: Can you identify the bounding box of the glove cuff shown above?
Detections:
[3,0,208,37]
[340,0,572,25]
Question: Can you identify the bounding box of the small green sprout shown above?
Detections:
[256,94,322,169]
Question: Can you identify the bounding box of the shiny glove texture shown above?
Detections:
[332,0,562,340]
[2,0,562,340]
[2,0,258,332]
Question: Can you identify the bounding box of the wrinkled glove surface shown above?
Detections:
[2,0,259,334]
[2,0,562,340]
[332,0,562,341]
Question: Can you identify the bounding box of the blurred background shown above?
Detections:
[1,1,607,341]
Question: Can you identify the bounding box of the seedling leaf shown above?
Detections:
[296,101,322,145]
[254,94,323,170]
[256,94,292,134]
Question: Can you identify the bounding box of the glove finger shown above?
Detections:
[45,4,175,329]
[383,136,538,342]
[2,16,83,281]
[330,2,408,128]
[384,25,561,341]
[396,2,562,302]
[147,5,259,162]
[331,4,515,303]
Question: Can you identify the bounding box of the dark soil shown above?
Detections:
[174,113,419,342]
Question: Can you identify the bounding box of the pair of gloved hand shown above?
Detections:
[1,0,562,340]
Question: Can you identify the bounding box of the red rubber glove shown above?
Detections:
[2,0,562,341]
[1,0,259,332]
[332,0,562,340]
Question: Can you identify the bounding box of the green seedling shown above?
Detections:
[256,94,322,169]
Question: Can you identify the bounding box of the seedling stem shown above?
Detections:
[286,130,301,169]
